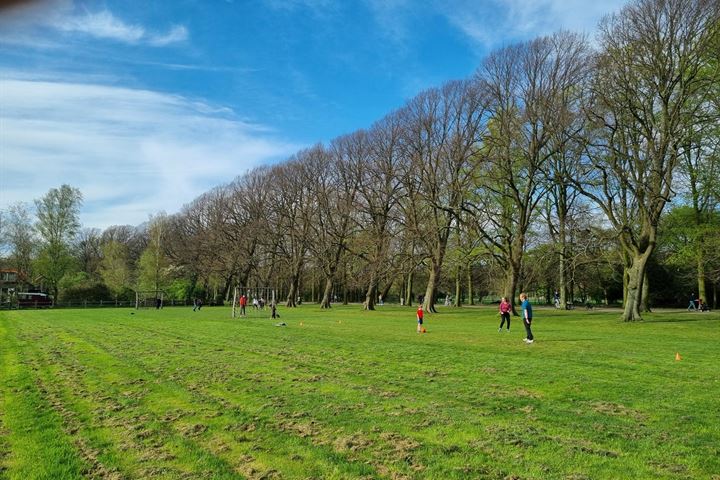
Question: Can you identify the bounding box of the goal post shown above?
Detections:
[231,286,276,318]
[135,290,166,309]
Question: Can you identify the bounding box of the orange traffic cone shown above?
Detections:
[675,352,682,361]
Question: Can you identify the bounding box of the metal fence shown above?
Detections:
[1,299,194,310]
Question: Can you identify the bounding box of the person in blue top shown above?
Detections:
[520,292,534,344]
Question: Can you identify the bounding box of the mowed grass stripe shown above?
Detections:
[1,306,718,479]
[0,318,87,479]
[16,313,379,479]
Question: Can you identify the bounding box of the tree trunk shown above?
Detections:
[504,265,520,316]
[320,277,333,308]
[363,281,377,310]
[423,260,441,313]
[641,271,651,313]
[559,242,567,309]
[697,256,706,307]
[466,266,474,305]
[405,271,413,307]
[622,252,651,322]
[380,280,393,305]
[453,267,461,307]
[285,269,301,307]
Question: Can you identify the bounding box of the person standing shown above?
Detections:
[239,294,247,316]
[498,297,511,332]
[520,292,534,344]
[687,293,697,311]
[416,305,424,333]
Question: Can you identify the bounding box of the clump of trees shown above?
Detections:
[1,0,718,320]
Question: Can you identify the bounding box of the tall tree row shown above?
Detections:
[2,0,718,317]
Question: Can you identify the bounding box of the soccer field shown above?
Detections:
[1,305,718,479]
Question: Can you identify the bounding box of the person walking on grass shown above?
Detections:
[520,292,534,344]
[417,305,424,333]
[498,297,511,332]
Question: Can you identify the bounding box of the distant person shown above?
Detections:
[416,305,424,333]
[239,294,247,316]
[196,298,203,311]
[155,297,162,309]
[698,298,710,312]
[554,290,560,309]
[271,300,279,319]
[687,293,697,311]
[192,298,198,311]
[520,292,534,344]
[498,297,511,332]
[252,297,259,310]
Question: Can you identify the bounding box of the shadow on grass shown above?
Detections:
[533,338,601,342]
[641,315,714,323]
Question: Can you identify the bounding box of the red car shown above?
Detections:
[17,292,53,308]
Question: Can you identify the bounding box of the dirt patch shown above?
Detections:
[332,432,373,452]
[178,423,208,438]
[572,440,620,458]
[277,420,319,438]
[590,402,647,421]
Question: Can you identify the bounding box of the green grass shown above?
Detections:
[1,304,719,479]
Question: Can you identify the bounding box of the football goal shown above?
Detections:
[231,286,277,318]
[135,290,166,309]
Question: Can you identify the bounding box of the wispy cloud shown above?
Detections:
[439,0,627,48]
[0,2,188,47]
[147,25,189,47]
[55,9,145,42]
[0,75,300,229]
[363,0,626,52]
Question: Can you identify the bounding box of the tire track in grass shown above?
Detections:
[68,319,433,474]
[67,317,522,478]
[0,317,87,479]
[16,322,246,480]
[26,317,380,479]
[91,319,523,478]
[75,323,382,479]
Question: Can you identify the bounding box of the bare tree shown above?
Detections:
[269,151,318,307]
[399,79,488,312]
[349,117,403,311]
[75,228,103,281]
[470,32,588,313]
[3,203,36,281]
[308,137,361,308]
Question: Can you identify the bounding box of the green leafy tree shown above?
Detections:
[34,185,83,300]
[137,215,171,293]
[580,0,719,321]
[100,241,131,300]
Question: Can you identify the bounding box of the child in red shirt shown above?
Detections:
[417,305,424,333]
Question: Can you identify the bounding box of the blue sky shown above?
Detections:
[0,0,627,229]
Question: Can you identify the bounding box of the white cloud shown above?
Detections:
[0,2,187,47]
[363,0,626,53]
[56,10,145,43]
[0,76,300,229]
[148,25,189,47]
[440,0,628,48]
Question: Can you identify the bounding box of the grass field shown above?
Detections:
[0,304,719,479]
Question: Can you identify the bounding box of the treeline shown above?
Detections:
[1,0,719,320]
